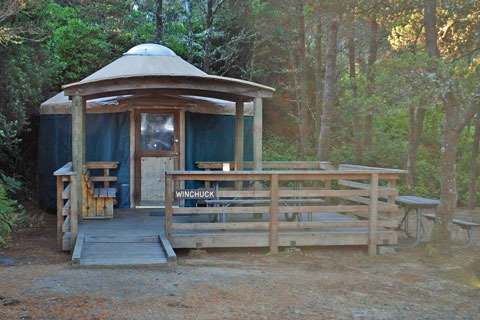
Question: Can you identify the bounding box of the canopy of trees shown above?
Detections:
[1,0,479,255]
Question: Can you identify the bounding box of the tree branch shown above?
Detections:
[456,101,480,134]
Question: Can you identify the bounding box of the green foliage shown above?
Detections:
[0,184,21,247]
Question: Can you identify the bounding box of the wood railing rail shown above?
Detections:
[339,164,407,219]
[196,161,336,170]
[165,170,402,255]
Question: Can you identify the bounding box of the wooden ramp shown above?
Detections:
[72,234,176,267]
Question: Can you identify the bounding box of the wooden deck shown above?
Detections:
[76,208,397,252]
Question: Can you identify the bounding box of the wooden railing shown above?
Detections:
[196,161,336,170]
[54,162,78,251]
[165,170,403,255]
[338,164,407,219]
[54,161,119,251]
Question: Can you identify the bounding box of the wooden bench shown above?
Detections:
[204,198,325,222]
[82,163,118,219]
[423,213,480,248]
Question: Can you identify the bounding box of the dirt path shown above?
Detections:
[1,210,479,319]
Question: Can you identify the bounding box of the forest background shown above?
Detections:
[1,0,479,254]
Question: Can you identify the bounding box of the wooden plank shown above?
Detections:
[172,220,397,231]
[216,190,271,198]
[369,173,379,256]
[171,230,397,248]
[62,200,71,216]
[62,215,71,232]
[235,101,244,190]
[196,161,334,170]
[269,174,279,253]
[173,206,271,214]
[338,180,399,196]
[61,183,70,199]
[86,161,119,169]
[253,98,263,172]
[165,174,173,242]
[339,164,407,174]
[72,233,84,264]
[71,95,85,229]
[56,176,64,251]
[54,162,77,176]
[62,232,71,251]
[105,198,114,217]
[90,176,117,182]
[130,109,135,208]
[70,177,79,250]
[341,196,398,211]
[167,170,400,181]
[159,235,177,262]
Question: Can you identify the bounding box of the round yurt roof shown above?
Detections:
[41,44,272,115]
[61,43,274,100]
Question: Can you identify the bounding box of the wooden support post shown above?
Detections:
[387,179,396,220]
[165,174,173,242]
[56,176,64,251]
[72,95,86,223]
[235,101,244,190]
[369,173,379,256]
[269,174,279,254]
[253,98,263,172]
[129,110,135,208]
[70,174,78,251]
[104,169,109,188]
[253,98,263,219]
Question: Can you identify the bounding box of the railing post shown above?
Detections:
[70,174,78,251]
[369,173,379,256]
[56,176,64,251]
[269,174,279,254]
[165,173,173,242]
[387,179,396,220]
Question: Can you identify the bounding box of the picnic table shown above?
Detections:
[392,196,440,249]
[391,196,480,249]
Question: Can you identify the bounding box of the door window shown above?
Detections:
[140,113,174,151]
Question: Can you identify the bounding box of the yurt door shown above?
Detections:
[135,110,179,206]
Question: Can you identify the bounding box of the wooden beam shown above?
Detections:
[56,176,64,251]
[72,95,85,227]
[253,98,263,171]
[129,110,135,208]
[369,173,379,256]
[165,174,173,242]
[235,101,244,190]
[269,174,279,254]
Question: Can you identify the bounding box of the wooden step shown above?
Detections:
[62,232,71,251]
[62,200,71,216]
[93,188,116,198]
[62,215,71,232]
[62,184,70,199]
[72,234,173,267]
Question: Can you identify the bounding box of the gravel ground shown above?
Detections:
[0,208,479,319]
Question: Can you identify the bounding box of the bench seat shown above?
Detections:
[423,213,479,248]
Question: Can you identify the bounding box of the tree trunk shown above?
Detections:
[348,34,362,164]
[431,98,458,255]
[156,0,163,44]
[297,1,310,156]
[185,0,193,63]
[469,115,480,208]
[317,19,339,161]
[406,107,426,194]
[424,0,440,58]
[314,18,322,134]
[363,18,378,149]
[203,0,213,73]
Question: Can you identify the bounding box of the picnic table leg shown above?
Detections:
[395,208,422,249]
[452,228,474,249]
